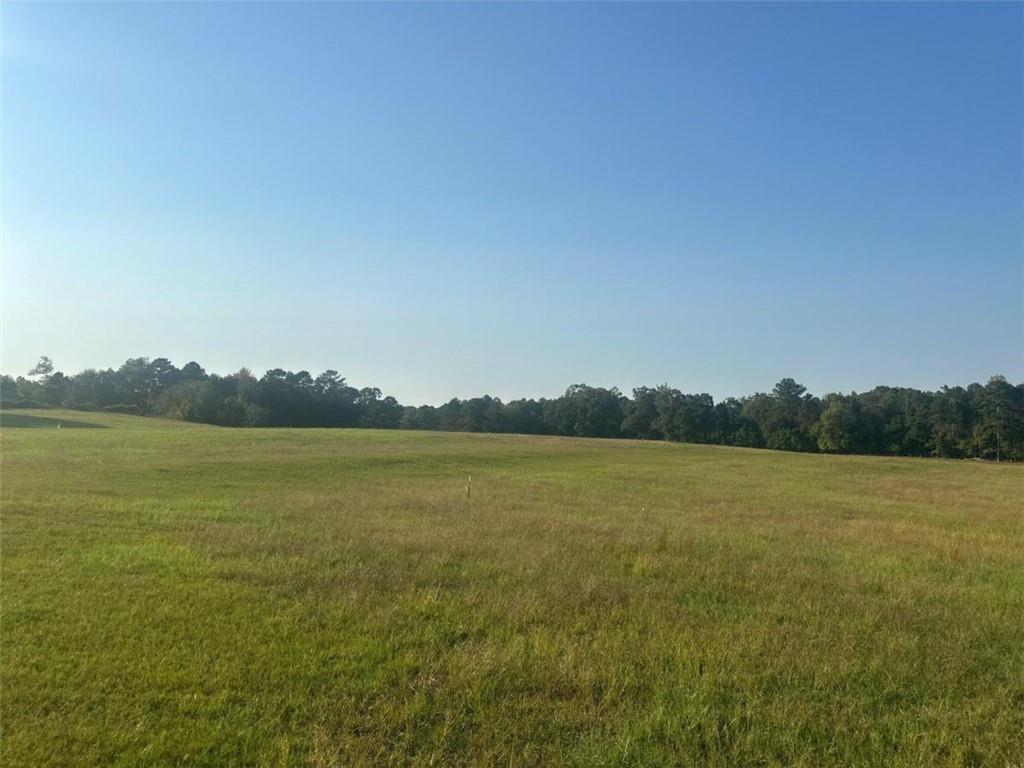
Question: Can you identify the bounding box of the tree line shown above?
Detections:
[3,356,1022,460]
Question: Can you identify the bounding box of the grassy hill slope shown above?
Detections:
[2,410,1022,767]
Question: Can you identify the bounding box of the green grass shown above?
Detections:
[2,409,1022,767]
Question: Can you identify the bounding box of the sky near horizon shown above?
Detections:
[2,2,1022,405]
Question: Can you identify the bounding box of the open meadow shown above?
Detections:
[1,409,1022,767]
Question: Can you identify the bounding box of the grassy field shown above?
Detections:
[1,409,1022,767]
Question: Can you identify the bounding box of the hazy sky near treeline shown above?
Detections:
[3,2,1022,406]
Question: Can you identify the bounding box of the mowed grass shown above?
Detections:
[1,410,1022,767]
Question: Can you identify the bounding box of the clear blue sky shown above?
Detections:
[3,2,1022,405]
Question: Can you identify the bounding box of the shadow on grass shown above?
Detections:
[0,413,107,429]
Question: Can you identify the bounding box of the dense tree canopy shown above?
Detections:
[2,356,1021,460]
